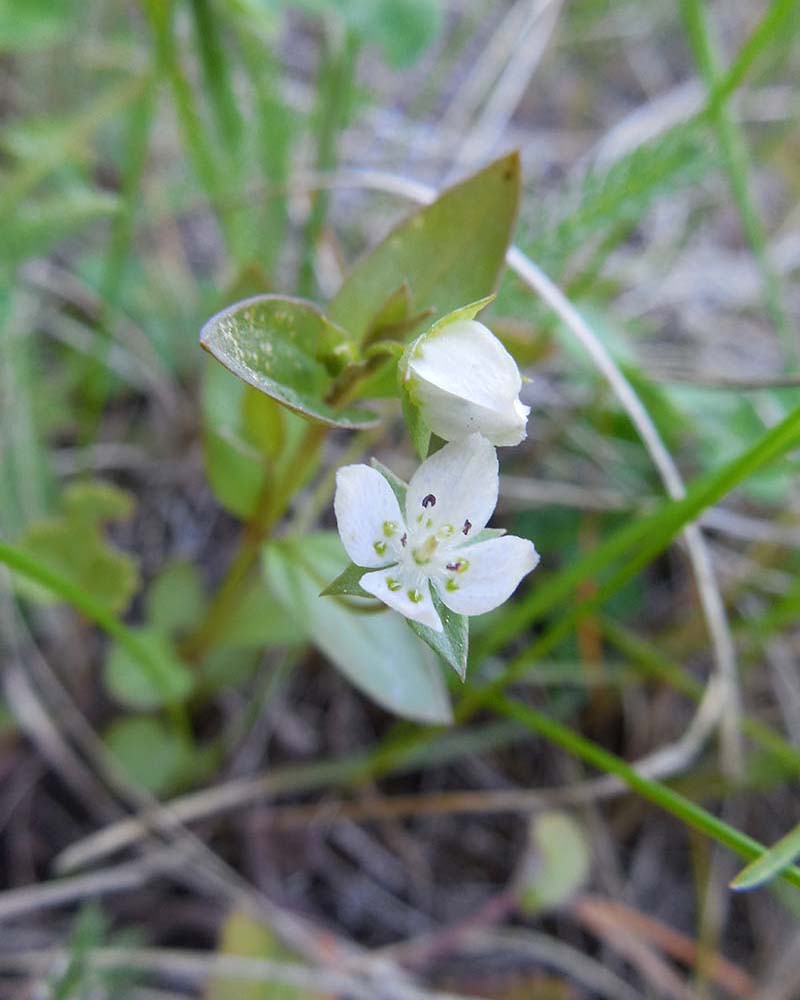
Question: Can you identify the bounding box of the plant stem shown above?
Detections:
[180,421,327,662]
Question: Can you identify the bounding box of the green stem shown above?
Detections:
[180,421,327,662]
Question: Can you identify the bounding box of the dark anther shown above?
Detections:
[400,533,407,547]
[462,519,472,535]
[421,494,436,508]
[446,562,462,572]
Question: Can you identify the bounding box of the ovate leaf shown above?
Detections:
[518,812,591,914]
[103,716,197,795]
[328,153,520,341]
[201,294,378,428]
[103,627,194,710]
[265,533,452,724]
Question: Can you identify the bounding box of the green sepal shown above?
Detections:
[400,380,431,460]
[370,458,408,508]
[408,586,469,681]
[320,561,374,599]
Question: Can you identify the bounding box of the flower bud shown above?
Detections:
[404,319,529,446]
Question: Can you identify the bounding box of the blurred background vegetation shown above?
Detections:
[1,0,799,996]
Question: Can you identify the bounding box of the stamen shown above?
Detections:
[382,520,397,537]
[386,577,401,592]
[400,533,407,547]
[421,494,436,508]
[407,588,423,603]
[463,519,472,535]
[445,561,462,572]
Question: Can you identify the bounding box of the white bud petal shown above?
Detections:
[406,320,529,446]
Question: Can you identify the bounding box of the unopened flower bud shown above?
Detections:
[404,319,529,446]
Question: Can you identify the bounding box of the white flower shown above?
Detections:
[333,434,539,632]
[404,319,530,446]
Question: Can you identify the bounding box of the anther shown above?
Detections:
[421,494,436,508]
[462,519,472,535]
[400,533,407,547]
[445,561,462,572]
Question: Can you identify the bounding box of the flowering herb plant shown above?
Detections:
[198,154,535,716]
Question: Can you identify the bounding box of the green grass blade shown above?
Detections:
[0,539,185,724]
[731,822,800,891]
[476,399,800,663]
[492,693,800,893]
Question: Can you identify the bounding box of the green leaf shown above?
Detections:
[328,153,520,342]
[518,812,590,914]
[242,387,285,459]
[265,533,452,724]
[213,578,303,650]
[13,481,138,615]
[103,627,194,710]
[408,588,468,681]
[145,561,206,637]
[731,822,800,892]
[103,717,194,795]
[320,561,373,598]
[200,294,378,428]
[201,359,306,520]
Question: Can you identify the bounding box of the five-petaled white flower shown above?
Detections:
[334,434,539,632]
[404,319,530,446]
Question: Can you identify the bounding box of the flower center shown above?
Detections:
[412,534,438,565]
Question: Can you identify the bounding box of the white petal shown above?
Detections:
[334,465,405,568]
[360,569,443,632]
[411,380,529,446]
[406,434,498,540]
[434,535,539,616]
[409,320,522,403]
[407,320,529,446]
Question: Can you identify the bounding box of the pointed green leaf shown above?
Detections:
[328,153,520,341]
[201,294,378,428]
[730,822,800,892]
